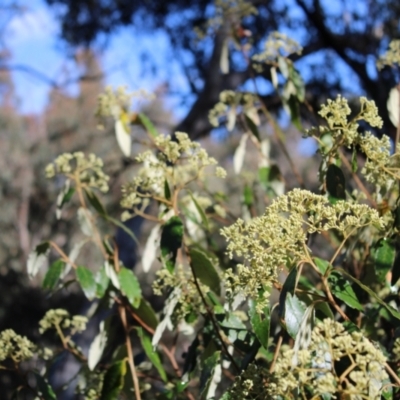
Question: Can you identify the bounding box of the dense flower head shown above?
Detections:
[252,31,303,64]
[45,152,109,193]
[377,39,400,69]
[221,189,386,309]
[208,91,258,127]
[95,85,154,121]
[304,95,399,193]
[268,319,388,399]
[39,309,88,335]
[0,329,36,362]
[120,132,226,216]
[153,265,207,322]
[228,319,389,399]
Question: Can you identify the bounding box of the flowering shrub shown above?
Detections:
[4,33,400,400]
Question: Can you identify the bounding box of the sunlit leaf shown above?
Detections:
[189,191,209,231]
[270,66,278,88]
[285,293,307,339]
[76,266,96,300]
[233,134,248,174]
[328,271,363,312]
[387,86,399,128]
[142,224,161,273]
[292,305,314,366]
[27,242,50,279]
[200,351,221,400]
[220,39,229,74]
[278,56,289,78]
[115,118,131,157]
[118,267,141,308]
[314,257,330,276]
[43,260,65,290]
[95,265,110,298]
[105,260,120,289]
[77,207,94,236]
[88,321,108,371]
[227,107,237,131]
[152,287,181,347]
[56,179,74,219]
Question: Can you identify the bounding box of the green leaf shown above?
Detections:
[34,373,56,400]
[326,164,346,200]
[136,327,167,382]
[118,267,142,308]
[285,293,307,339]
[164,179,171,201]
[56,183,75,219]
[160,216,183,272]
[135,298,158,330]
[289,67,305,102]
[370,238,395,283]
[189,191,209,231]
[76,266,96,300]
[338,268,400,320]
[27,241,50,279]
[285,94,302,130]
[393,204,400,230]
[84,188,107,216]
[200,351,221,400]
[43,260,65,290]
[351,148,358,172]
[207,292,225,314]
[189,248,221,295]
[243,185,254,207]
[328,270,363,312]
[278,56,289,78]
[279,267,298,317]
[314,301,334,320]
[391,251,400,286]
[100,360,127,400]
[244,114,260,141]
[248,299,270,348]
[95,265,110,298]
[104,215,139,246]
[314,257,330,276]
[138,113,159,138]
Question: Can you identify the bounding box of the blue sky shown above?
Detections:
[2,0,191,117]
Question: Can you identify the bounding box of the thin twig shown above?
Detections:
[269,333,283,373]
[385,361,400,387]
[119,304,141,400]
